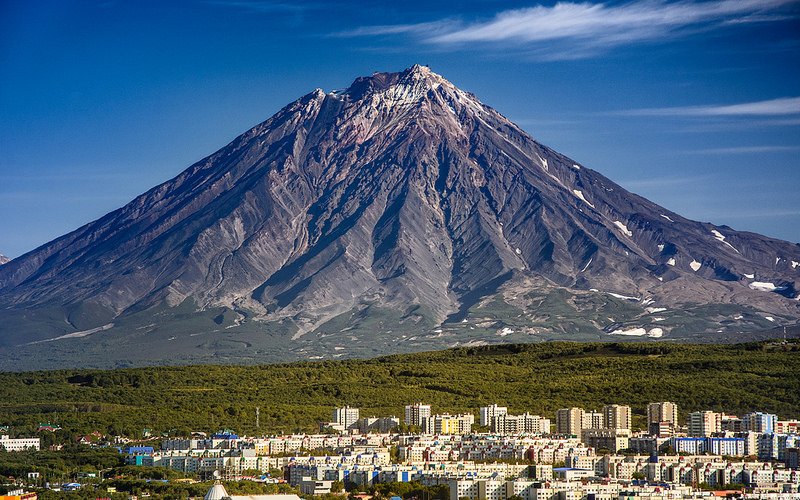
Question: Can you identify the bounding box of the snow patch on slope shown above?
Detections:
[690,260,702,272]
[614,220,632,237]
[589,289,639,301]
[28,323,115,344]
[711,229,739,253]
[610,327,664,338]
[572,190,595,209]
[749,282,777,291]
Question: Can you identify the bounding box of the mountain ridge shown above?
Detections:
[1,65,798,369]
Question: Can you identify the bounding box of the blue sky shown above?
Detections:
[1,0,799,259]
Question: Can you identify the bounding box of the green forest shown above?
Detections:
[1,340,799,440]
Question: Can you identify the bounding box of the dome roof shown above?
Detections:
[205,481,230,500]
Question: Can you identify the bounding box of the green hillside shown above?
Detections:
[1,340,798,441]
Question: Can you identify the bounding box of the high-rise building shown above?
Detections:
[404,403,432,428]
[583,411,604,429]
[743,412,778,433]
[603,404,631,430]
[480,404,508,427]
[332,406,360,430]
[647,402,679,436]
[721,414,743,433]
[647,402,678,425]
[556,407,584,436]
[687,411,721,437]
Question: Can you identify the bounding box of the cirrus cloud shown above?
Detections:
[339,0,800,58]
[618,96,800,116]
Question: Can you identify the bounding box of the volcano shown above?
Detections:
[1,65,798,370]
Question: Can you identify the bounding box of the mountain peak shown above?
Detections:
[338,65,449,103]
[1,66,798,369]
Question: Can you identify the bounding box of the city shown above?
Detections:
[2,402,799,499]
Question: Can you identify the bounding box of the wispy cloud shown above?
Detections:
[336,20,455,38]
[340,0,799,58]
[619,96,800,116]
[432,0,796,45]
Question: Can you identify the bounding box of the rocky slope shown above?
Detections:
[1,65,798,369]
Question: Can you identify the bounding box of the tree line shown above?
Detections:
[0,340,798,440]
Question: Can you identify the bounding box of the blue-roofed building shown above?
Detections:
[125,446,155,455]
[708,437,745,456]
[671,437,707,455]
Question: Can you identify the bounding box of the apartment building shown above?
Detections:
[0,435,40,452]
[647,401,679,436]
[602,404,631,431]
[405,403,432,427]
[743,411,778,433]
[556,407,584,436]
[480,404,508,427]
[582,411,604,430]
[491,413,550,435]
[332,406,360,430]
[687,411,721,437]
[424,413,473,435]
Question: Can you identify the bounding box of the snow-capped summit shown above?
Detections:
[0,66,798,369]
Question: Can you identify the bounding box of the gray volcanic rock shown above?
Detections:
[1,65,798,368]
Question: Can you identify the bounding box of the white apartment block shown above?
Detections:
[449,478,697,500]
[647,401,678,425]
[0,435,40,451]
[556,407,584,435]
[358,416,400,433]
[405,402,432,427]
[480,404,508,427]
[492,413,550,435]
[332,406,360,429]
[397,435,588,464]
[582,410,604,430]
[602,404,631,430]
